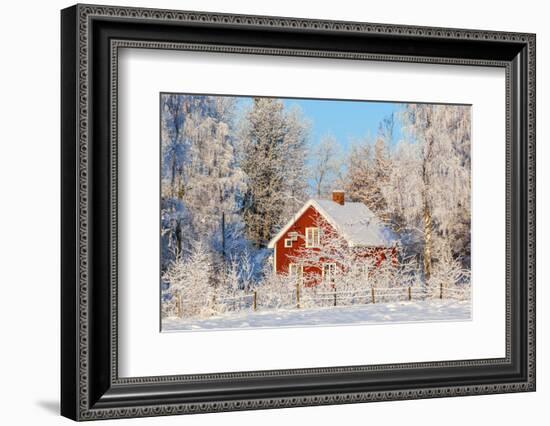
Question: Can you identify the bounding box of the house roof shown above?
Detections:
[267,198,396,249]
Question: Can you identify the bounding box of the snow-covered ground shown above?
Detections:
[162,299,471,332]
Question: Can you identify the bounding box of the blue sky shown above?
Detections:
[232,96,406,195]
[235,96,404,155]
[283,98,403,152]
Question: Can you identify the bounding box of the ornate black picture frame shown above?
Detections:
[61,3,536,421]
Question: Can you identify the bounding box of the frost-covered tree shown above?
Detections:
[344,143,377,208]
[310,134,342,197]
[395,104,471,279]
[283,106,310,209]
[160,95,247,271]
[342,106,470,282]
[344,136,392,217]
[162,240,216,318]
[254,263,297,310]
[161,95,186,198]
[177,97,243,235]
[344,112,394,215]
[161,198,193,270]
[382,140,423,251]
[372,136,392,214]
[160,95,198,265]
[425,245,471,300]
[239,98,309,248]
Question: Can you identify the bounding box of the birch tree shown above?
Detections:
[160,95,247,274]
[382,140,423,250]
[398,104,471,279]
[161,95,186,198]
[344,136,392,217]
[310,135,342,197]
[345,143,375,206]
[179,96,245,239]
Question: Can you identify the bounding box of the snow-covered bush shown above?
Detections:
[254,266,297,310]
[426,255,471,300]
[160,291,177,318]
[162,241,223,319]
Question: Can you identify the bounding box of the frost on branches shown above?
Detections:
[343,106,471,279]
[238,98,309,248]
[162,240,216,318]
[159,95,471,328]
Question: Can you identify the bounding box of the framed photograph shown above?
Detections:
[61,4,536,421]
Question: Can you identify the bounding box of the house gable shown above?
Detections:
[268,199,394,250]
[269,197,397,279]
[272,204,328,275]
[267,200,319,248]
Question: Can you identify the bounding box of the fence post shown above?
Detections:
[253,290,257,311]
[408,286,412,301]
[371,287,375,304]
[440,282,443,299]
[296,282,301,309]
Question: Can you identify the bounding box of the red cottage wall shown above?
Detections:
[274,206,398,284]
[274,205,324,277]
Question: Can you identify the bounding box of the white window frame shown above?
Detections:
[322,263,337,282]
[288,263,303,282]
[284,231,299,248]
[305,227,320,248]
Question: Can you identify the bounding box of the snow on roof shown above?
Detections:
[314,199,394,247]
[267,198,395,248]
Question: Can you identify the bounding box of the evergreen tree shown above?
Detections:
[239,98,308,247]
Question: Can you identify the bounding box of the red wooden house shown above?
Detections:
[267,191,396,285]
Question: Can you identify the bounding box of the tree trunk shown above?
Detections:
[170,155,177,197]
[175,220,182,256]
[423,200,432,281]
[221,211,226,261]
[421,116,434,283]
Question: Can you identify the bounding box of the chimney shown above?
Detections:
[332,190,345,206]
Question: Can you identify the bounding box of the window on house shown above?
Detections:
[305,227,320,248]
[322,263,337,282]
[357,263,369,283]
[288,263,303,283]
[284,231,298,248]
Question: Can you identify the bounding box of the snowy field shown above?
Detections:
[162,300,471,332]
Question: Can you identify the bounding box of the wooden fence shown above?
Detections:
[212,283,467,314]
[169,282,470,318]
